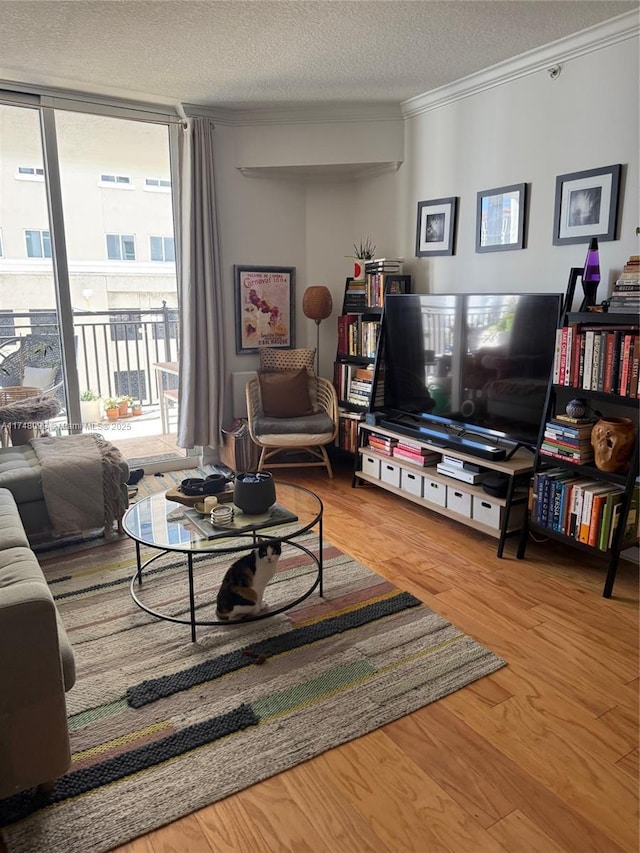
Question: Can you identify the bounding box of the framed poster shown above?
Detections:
[552,164,621,245]
[415,197,458,257]
[234,265,295,354]
[476,183,527,252]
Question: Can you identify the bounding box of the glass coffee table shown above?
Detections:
[123,481,323,641]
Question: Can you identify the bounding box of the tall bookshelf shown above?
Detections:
[333,272,410,454]
[517,311,639,597]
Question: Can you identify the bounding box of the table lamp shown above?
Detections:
[302,285,333,374]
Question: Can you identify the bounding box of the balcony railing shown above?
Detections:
[0,305,179,408]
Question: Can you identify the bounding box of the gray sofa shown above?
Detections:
[0,488,76,799]
[0,443,129,541]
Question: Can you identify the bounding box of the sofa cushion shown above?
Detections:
[0,489,30,549]
[0,445,43,504]
[0,546,76,690]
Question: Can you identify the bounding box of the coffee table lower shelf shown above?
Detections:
[130,534,322,642]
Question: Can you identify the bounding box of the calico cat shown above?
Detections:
[215,540,282,621]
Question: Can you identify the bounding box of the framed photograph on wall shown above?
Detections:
[552,163,621,245]
[234,265,295,354]
[415,197,458,257]
[476,183,527,252]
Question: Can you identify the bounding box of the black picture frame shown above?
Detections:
[552,163,621,245]
[476,183,527,253]
[234,265,295,354]
[415,197,458,257]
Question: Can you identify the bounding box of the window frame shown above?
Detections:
[25,228,52,258]
[99,173,133,189]
[16,165,45,181]
[106,232,137,261]
[150,235,175,262]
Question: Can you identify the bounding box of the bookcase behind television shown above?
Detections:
[333,271,410,454]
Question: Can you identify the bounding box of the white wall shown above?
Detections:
[400,35,639,296]
[211,25,638,424]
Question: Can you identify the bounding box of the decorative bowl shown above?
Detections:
[233,472,276,515]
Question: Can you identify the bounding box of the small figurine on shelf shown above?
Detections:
[566,398,587,419]
[591,417,636,473]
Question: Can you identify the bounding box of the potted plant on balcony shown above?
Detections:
[103,396,120,421]
[80,389,101,425]
[131,400,143,416]
[117,395,133,417]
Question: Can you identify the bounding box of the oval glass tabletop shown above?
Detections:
[123,480,323,554]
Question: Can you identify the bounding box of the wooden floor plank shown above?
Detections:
[385,701,628,853]
[487,809,572,853]
[145,813,215,853]
[317,731,511,853]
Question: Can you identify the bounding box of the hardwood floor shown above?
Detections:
[4,458,638,852]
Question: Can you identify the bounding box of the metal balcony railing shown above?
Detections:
[0,305,179,407]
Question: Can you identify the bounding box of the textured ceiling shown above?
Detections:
[0,1,637,111]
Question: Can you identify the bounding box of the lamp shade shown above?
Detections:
[302,286,333,322]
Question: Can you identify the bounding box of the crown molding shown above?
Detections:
[401,10,639,119]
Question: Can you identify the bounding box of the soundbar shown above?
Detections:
[379,419,506,461]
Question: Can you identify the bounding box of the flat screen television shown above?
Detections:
[380,292,563,458]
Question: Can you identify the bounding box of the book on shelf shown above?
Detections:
[547,419,595,436]
[577,483,620,544]
[367,434,398,456]
[613,280,640,291]
[568,479,601,537]
[552,414,596,426]
[337,314,358,355]
[365,258,404,274]
[621,484,640,546]
[552,322,639,395]
[540,447,594,464]
[597,491,624,550]
[393,446,439,467]
[607,296,640,311]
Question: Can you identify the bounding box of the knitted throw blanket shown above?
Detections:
[31,434,126,537]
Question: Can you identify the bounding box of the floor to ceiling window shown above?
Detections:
[0,103,64,413]
[0,95,183,468]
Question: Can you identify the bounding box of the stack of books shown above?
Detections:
[540,416,595,464]
[608,255,640,313]
[367,433,398,456]
[337,408,363,454]
[347,367,373,408]
[392,438,439,467]
[364,258,404,275]
[343,279,367,312]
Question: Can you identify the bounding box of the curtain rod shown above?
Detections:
[0,87,186,127]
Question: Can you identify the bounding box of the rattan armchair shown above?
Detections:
[246,373,338,478]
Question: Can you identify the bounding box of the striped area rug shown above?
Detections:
[0,511,506,853]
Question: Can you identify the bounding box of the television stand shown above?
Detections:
[379,418,506,461]
[355,421,533,557]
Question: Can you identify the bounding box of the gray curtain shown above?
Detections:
[176,117,225,451]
